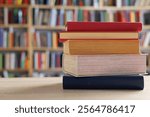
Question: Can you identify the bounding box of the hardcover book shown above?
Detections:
[63,40,139,54]
[66,22,142,32]
[63,54,146,77]
[59,32,138,42]
[63,75,144,90]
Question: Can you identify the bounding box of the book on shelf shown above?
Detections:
[33,31,61,49]
[32,0,50,5]
[63,40,139,55]
[66,22,142,32]
[1,0,29,4]
[63,75,144,90]
[0,53,3,69]
[0,52,28,70]
[0,0,5,4]
[5,0,13,4]
[143,11,150,25]
[34,51,62,70]
[63,54,146,77]
[114,11,140,22]
[0,8,4,24]
[33,9,60,26]
[8,8,27,24]
[33,9,102,26]
[103,0,150,7]
[32,0,101,7]
[33,8,141,27]
[0,28,28,48]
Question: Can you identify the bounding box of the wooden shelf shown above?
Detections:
[33,25,65,30]
[0,4,29,8]
[0,69,28,72]
[0,24,28,28]
[143,25,150,30]
[33,47,63,51]
[0,48,28,51]
[34,68,62,72]
[31,5,150,10]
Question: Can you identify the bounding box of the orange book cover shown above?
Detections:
[64,40,139,55]
[9,28,14,48]
[25,57,29,69]
[53,32,58,49]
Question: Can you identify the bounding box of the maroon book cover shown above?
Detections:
[66,22,142,32]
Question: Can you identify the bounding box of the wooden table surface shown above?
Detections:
[0,76,149,100]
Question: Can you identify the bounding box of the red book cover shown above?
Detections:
[38,53,41,70]
[0,0,4,4]
[116,11,124,22]
[83,10,89,22]
[23,0,29,4]
[67,0,72,5]
[79,0,84,6]
[6,0,13,4]
[22,8,27,24]
[66,22,142,32]
[136,11,140,22]
[8,10,13,23]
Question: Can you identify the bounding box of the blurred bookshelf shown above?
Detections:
[1,0,150,77]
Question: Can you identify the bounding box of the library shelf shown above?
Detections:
[33,47,63,51]
[0,4,29,8]
[31,5,150,11]
[33,25,65,30]
[34,68,62,72]
[0,69,28,72]
[0,24,28,28]
[143,25,150,30]
[0,48,28,51]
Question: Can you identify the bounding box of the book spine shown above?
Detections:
[63,76,144,90]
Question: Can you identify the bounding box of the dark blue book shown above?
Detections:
[63,75,144,90]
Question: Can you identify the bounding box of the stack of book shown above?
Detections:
[59,22,146,90]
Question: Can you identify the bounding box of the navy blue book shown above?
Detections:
[63,75,144,90]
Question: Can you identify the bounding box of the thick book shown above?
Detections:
[59,32,138,42]
[63,75,144,90]
[63,54,146,77]
[66,22,142,32]
[63,40,139,54]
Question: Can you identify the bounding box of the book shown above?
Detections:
[1,52,27,70]
[63,40,139,55]
[50,9,57,26]
[0,8,4,24]
[0,53,3,69]
[0,0,4,4]
[34,52,62,70]
[63,54,146,77]
[0,29,3,47]
[8,8,27,24]
[59,32,138,41]
[66,22,142,32]
[63,75,144,90]
[6,0,13,4]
